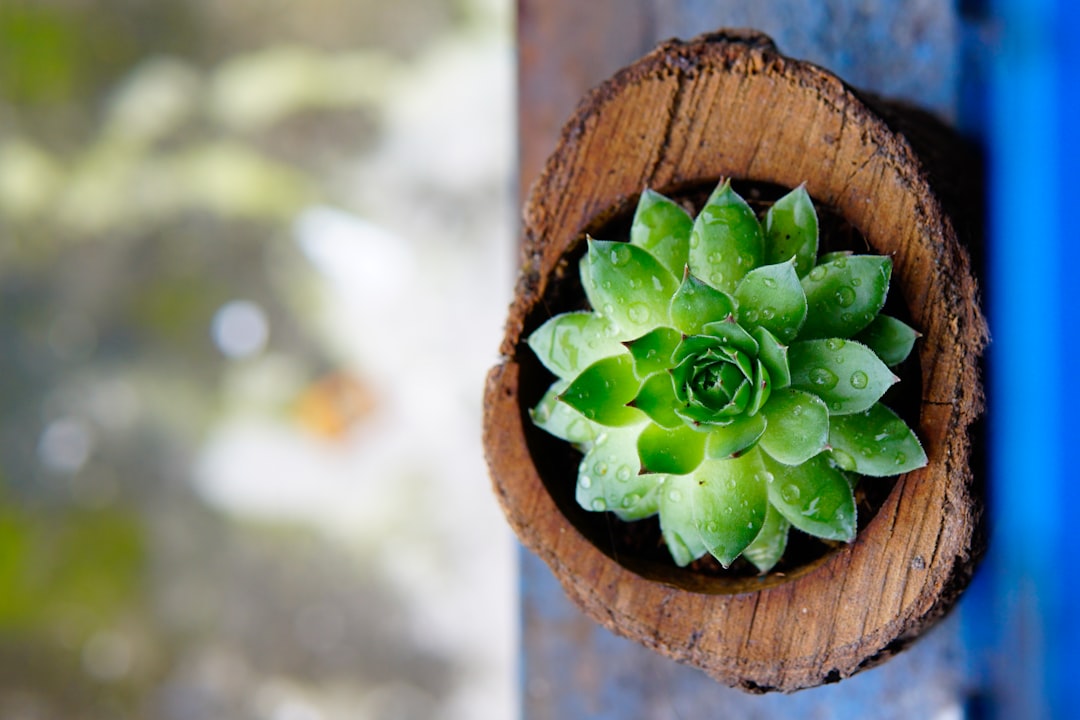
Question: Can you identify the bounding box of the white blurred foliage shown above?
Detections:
[102,57,202,145]
[195,13,518,720]
[209,47,402,131]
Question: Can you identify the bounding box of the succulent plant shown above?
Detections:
[527,180,927,572]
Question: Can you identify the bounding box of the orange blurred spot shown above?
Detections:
[294,372,377,439]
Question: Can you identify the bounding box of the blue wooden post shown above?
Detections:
[965,0,1080,717]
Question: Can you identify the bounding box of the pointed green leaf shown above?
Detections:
[625,326,682,377]
[576,423,663,520]
[742,502,791,574]
[764,185,819,277]
[828,402,927,476]
[687,452,770,567]
[530,380,600,444]
[559,354,644,426]
[746,359,771,416]
[687,179,764,293]
[630,372,683,429]
[669,272,736,334]
[704,413,766,458]
[582,239,678,336]
[818,250,852,265]
[734,259,807,343]
[762,452,857,542]
[527,311,623,380]
[698,319,759,356]
[752,326,790,389]
[759,388,829,465]
[659,473,709,566]
[854,314,919,367]
[799,255,892,339]
[630,189,693,277]
[638,423,707,475]
[788,338,897,415]
[613,482,662,522]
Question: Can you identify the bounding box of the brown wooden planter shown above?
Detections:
[483,29,988,692]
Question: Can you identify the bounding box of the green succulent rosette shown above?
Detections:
[527,180,926,572]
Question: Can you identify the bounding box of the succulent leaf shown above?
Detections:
[764,184,819,277]
[630,188,693,277]
[741,501,791,573]
[734,258,807,343]
[818,250,852,265]
[698,319,759,356]
[745,360,772,416]
[788,338,897,415]
[828,402,927,476]
[752,326,791,389]
[531,381,599,444]
[576,423,662,520]
[762,452,857,542]
[638,423,706,475]
[854,314,919,367]
[669,272,737,335]
[659,473,711,566]
[799,255,892,339]
[687,453,769,567]
[583,238,678,336]
[625,326,683,377]
[559,354,644,426]
[704,413,767,459]
[688,179,764,293]
[528,311,623,380]
[630,372,683,428]
[759,388,830,465]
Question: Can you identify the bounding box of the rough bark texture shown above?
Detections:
[484,30,987,692]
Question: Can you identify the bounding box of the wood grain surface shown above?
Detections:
[486,30,987,692]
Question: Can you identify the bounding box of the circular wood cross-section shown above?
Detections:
[483,30,987,692]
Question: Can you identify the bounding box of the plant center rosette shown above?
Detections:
[528,180,926,572]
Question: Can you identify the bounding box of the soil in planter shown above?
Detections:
[516,179,924,593]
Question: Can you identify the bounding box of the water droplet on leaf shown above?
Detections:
[835,286,856,307]
[781,484,801,503]
[809,266,827,281]
[809,367,838,389]
[850,370,869,389]
[627,303,651,324]
[591,498,608,511]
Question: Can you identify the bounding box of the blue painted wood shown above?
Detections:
[522,550,978,719]
[965,0,1080,717]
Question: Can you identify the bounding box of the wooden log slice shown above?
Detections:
[483,29,988,692]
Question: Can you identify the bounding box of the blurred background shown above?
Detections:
[0,0,517,719]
